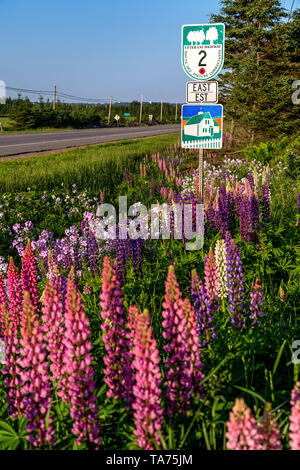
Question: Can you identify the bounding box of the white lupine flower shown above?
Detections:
[214,239,228,300]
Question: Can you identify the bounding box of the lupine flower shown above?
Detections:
[256,403,282,450]
[204,247,220,308]
[60,271,101,448]
[250,279,264,325]
[0,275,7,334]
[226,398,259,450]
[100,256,133,404]
[162,266,204,417]
[41,282,65,389]
[279,287,286,302]
[2,258,23,418]
[21,240,39,310]
[214,239,228,299]
[18,293,55,448]
[225,232,246,329]
[192,269,216,346]
[290,382,300,450]
[132,308,164,450]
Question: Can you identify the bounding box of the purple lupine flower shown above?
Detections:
[60,271,101,448]
[132,307,164,450]
[290,382,300,450]
[225,232,246,329]
[250,279,264,325]
[261,182,271,223]
[249,193,260,241]
[191,269,216,347]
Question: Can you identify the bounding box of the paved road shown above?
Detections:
[0,125,180,157]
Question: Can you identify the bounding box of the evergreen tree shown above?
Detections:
[211,0,299,141]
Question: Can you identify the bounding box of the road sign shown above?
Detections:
[181,24,225,81]
[149,114,153,122]
[124,113,130,116]
[186,81,218,103]
[181,104,223,149]
[114,114,120,121]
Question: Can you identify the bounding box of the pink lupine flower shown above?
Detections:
[0,274,7,334]
[41,281,65,388]
[256,404,282,450]
[2,259,23,418]
[290,382,300,450]
[100,256,133,404]
[204,247,220,306]
[21,240,39,310]
[61,271,101,448]
[279,287,286,302]
[7,258,22,329]
[162,266,204,417]
[18,292,55,448]
[132,308,164,450]
[226,398,259,450]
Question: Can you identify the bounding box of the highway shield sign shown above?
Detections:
[181,24,225,81]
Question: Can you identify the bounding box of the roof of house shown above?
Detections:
[185,112,212,126]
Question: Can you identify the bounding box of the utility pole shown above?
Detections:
[139,94,143,125]
[160,98,163,122]
[108,96,112,125]
[175,103,178,122]
[52,85,56,111]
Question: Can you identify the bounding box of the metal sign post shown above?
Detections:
[199,148,204,204]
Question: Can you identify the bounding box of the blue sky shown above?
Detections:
[182,104,223,118]
[0,0,297,103]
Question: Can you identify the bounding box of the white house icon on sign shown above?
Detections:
[184,112,219,137]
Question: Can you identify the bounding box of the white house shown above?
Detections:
[184,112,219,138]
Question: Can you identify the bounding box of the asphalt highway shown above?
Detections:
[0,125,181,157]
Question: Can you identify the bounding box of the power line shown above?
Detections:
[5,86,119,103]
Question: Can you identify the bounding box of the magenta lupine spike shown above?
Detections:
[226,398,259,450]
[162,266,204,417]
[7,257,22,329]
[21,240,39,310]
[61,271,101,448]
[290,382,300,450]
[18,292,55,448]
[41,282,65,389]
[204,247,220,307]
[256,404,282,450]
[100,256,133,404]
[0,274,7,334]
[250,279,264,325]
[132,308,164,450]
[2,259,23,418]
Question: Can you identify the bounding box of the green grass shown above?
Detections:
[0,133,180,194]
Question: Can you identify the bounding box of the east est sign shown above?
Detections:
[186,81,218,104]
[181,23,225,81]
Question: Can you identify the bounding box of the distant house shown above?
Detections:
[184,112,219,138]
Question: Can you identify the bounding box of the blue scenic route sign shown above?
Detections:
[181,104,223,149]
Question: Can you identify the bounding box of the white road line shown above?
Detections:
[0,129,179,148]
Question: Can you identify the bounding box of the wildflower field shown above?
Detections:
[0,133,299,450]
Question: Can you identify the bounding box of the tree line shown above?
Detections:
[0,97,179,130]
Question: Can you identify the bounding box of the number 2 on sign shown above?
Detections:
[198,50,207,66]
